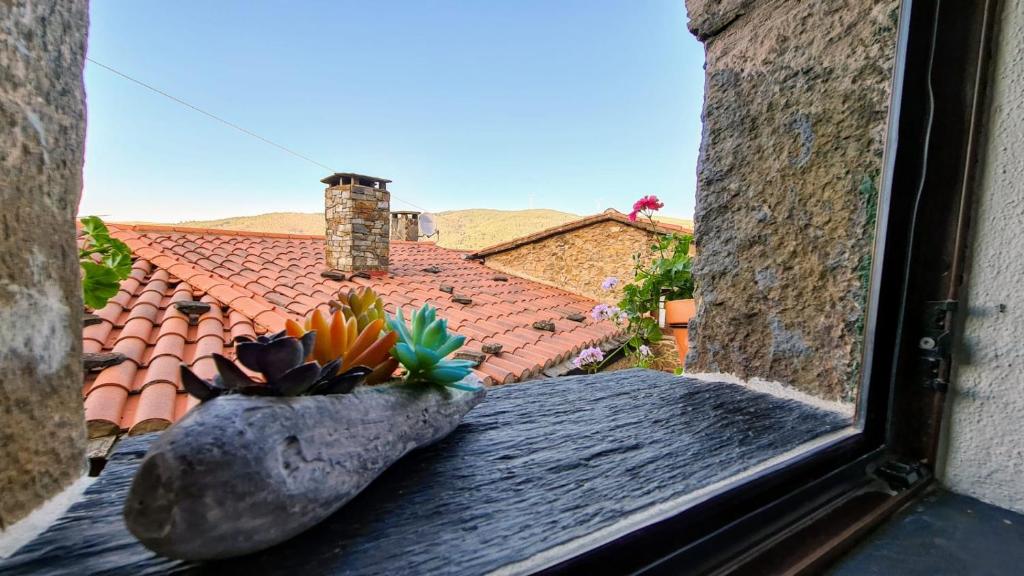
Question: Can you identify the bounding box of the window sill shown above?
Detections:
[1,369,850,575]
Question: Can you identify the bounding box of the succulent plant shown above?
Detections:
[180,331,371,402]
[285,307,398,385]
[386,304,477,389]
[336,287,386,332]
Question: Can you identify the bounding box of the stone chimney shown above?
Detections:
[322,172,391,275]
[390,211,420,242]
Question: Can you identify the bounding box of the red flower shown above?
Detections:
[632,195,664,213]
[628,210,639,221]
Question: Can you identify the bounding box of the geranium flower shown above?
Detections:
[572,346,605,369]
[591,303,622,321]
[638,345,652,357]
[632,195,664,213]
[601,276,619,290]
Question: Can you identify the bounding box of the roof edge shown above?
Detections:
[110,224,445,246]
[110,223,327,240]
[469,209,693,258]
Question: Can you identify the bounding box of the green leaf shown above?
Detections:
[81,261,122,310]
[414,345,441,367]
[392,342,418,368]
[421,318,447,350]
[79,216,133,309]
[79,215,111,243]
[435,334,466,358]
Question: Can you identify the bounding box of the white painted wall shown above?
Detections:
[938,0,1024,514]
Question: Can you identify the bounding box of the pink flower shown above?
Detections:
[628,210,639,222]
[632,195,664,213]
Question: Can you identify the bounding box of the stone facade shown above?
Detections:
[684,0,899,401]
[0,0,89,529]
[390,211,420,242]
[324,179,390,274]
[483,220,663,305]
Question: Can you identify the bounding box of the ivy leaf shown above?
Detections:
[81,261,123,310]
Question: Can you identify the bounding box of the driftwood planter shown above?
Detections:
[123,379,485,561]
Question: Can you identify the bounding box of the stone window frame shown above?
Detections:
[6,0,994,572]
[545,1,1000,572]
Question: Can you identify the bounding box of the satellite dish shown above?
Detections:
[419,213,439,239]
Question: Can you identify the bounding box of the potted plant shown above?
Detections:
[579,197,694,371]
[656,233,696,365]
[124,292,482,561]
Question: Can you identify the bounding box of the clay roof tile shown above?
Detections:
[79,224,623,434]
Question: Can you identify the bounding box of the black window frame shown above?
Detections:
[542,0,1000,573]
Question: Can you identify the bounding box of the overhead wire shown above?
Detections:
[86,57,429,213]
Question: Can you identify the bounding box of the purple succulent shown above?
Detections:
[180,330,371,402]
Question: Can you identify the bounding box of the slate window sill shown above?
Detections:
[1,369,850,576]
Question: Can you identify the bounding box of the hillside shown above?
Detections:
[654,215,695,230]
[176,212,321,236]
[431,209,578,250]
[151,208,692,251]
[169,209,578,251]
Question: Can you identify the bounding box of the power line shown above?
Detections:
[86,56,429,213]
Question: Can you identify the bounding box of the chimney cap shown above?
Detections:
[321,172,392,187]
[391,210,421,216]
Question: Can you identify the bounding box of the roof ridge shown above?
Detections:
[112,223,326,240]
[109,227,294,333]
[111,224,456,249]
[468,209,693,258]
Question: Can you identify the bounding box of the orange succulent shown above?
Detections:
[285,308,398,385]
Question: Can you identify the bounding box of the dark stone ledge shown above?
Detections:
[1,370,849,576]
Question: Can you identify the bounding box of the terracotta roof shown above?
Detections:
[82,224,624,437]
[469,209,693,258]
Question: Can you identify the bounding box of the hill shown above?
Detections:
[431,209,578,250]
[144,208,692,251]
[168,209,579,251]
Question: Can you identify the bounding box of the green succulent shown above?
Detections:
[336,287,387,332]
[386,304,477,390]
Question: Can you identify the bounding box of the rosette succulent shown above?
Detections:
[386,304,476,389]
[286,307,399,385]
[180,331,371,402]
[336,287,387,332]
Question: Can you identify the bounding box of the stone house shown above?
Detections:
[468,209,693,306]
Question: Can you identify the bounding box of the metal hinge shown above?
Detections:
[917,300,958,393]
[875,459,930,490]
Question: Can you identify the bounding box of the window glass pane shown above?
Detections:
[47,0,904,572]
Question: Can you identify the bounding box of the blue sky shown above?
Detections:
[81,1,705,222]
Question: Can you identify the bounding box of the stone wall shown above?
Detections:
[940,0,1024,514]
[684,0,899,401]
[483,220,661,305]
[324,183,390,273]
[0,0,89,529]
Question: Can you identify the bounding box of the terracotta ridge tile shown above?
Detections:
[117,223,326,240]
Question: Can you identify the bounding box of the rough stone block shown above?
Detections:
[0,0,89,529]
[683,0,899,401]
